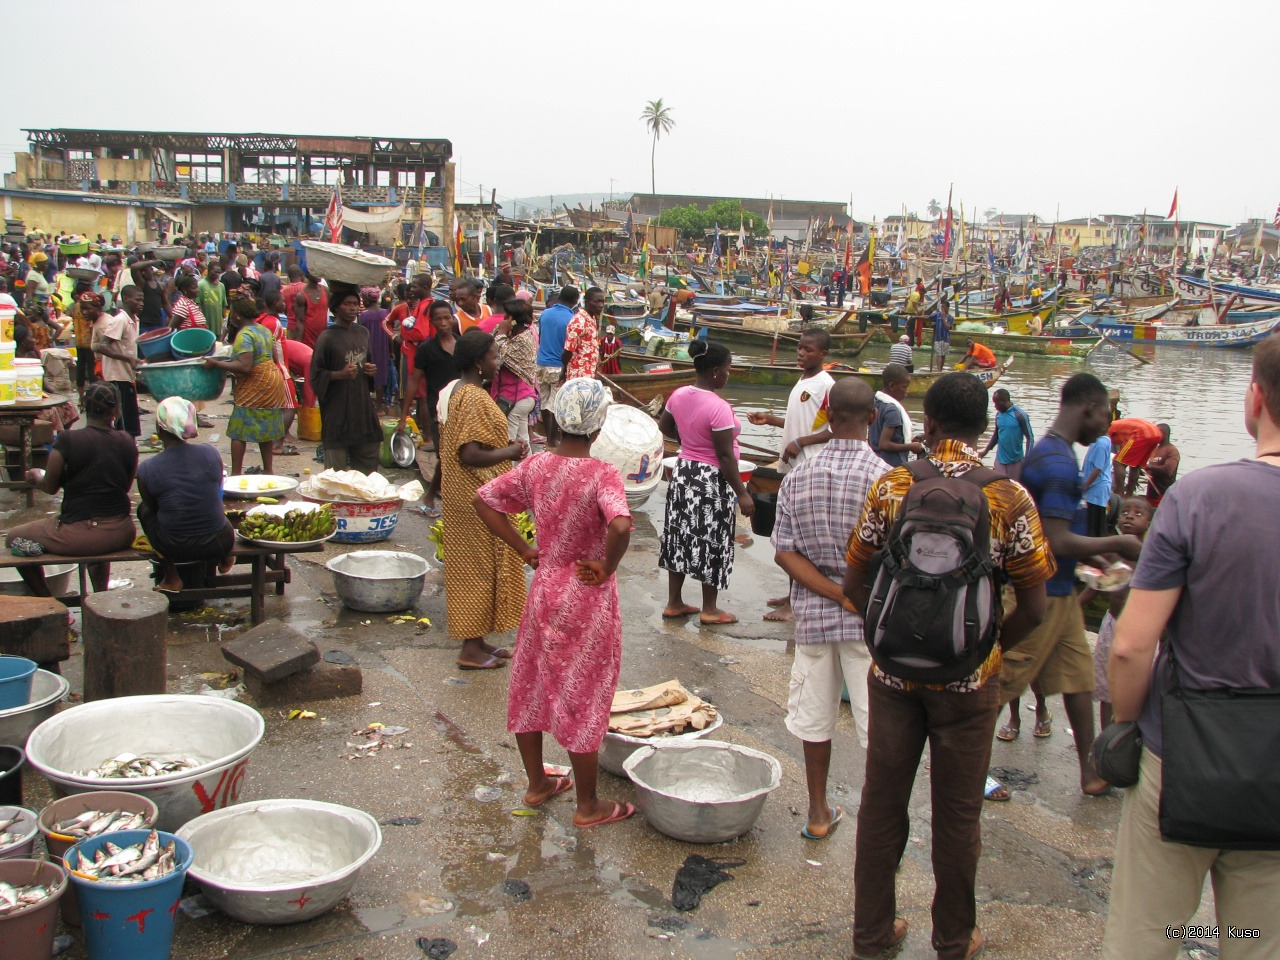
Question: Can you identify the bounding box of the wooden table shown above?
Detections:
[0,393,71,507]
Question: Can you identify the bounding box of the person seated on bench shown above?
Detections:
[5,381,137,595]
[136,397,236,594]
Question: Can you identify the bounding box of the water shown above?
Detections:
[725,342,1258,475]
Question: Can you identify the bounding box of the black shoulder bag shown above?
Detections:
[1159,640,1280,849]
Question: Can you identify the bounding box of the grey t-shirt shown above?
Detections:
[1134,459,1280,756]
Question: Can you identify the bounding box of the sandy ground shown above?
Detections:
[1,396,1221,959]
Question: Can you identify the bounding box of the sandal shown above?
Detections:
[1033,714,1053,738]
[573,801,635,829]
[995,724,1020,742]
[275,443,300,456]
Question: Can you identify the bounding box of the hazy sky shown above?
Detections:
[2,0,1275,225]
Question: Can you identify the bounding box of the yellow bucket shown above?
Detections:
[297,405,322,441]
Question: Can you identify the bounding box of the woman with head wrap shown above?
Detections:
[437,327,529,670]
[491,296,539,444]
[309,281,382,472]
[203,290,289,475]
[657,339,754,624]
[5,381,138,598]
[474,377,636,827]
[136,397,235,593]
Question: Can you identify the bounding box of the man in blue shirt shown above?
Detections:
[1003,373,1142,795]
[981,388,1035,480]
[930,300,952,371]
[535,285,579,446]
[1080,434,1112,537]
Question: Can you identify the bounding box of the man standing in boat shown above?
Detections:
[904,279,926,346]
[930,300,954,371]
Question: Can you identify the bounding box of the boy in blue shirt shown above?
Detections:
[1081,434,1113,537]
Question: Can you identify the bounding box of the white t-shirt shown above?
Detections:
[779,370,835,471]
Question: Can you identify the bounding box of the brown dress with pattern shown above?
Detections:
[439,383,527,639]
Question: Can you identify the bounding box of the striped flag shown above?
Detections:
[1272,203,1279,230]
[324,185,343,243]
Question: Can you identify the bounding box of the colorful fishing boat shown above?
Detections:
[1090,314,1279,347]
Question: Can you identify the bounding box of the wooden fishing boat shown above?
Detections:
[914,329,1099,357]
[1091,313,1279,347]
[954,300,1059,334]
[693,318,883,357]
[604,366,698,405]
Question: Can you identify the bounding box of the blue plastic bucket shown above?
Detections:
[64,830,193,960]
[0,657,36,710]
[169,327,216,358]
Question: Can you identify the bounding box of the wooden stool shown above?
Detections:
[82,589,168,701]
[0,596,70,671]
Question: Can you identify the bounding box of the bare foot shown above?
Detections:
[763,601,794,622]
[1082,777,1114,796]
[766,595,789,607]
[217,557,235,575]
[524,775,573,806]
[662,604,700,618]
[154,580,183,593]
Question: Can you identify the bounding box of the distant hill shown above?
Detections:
[502,192,633,219]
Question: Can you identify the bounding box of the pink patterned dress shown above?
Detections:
[477,453,632,753]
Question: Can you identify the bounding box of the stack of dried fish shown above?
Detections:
[73,830,178,883]
[0,880,54,915]
[609,680,718,737]
[75,752,201,779]
[51,809,149,839]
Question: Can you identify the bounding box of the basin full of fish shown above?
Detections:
[51,809,150,839]
[0,812,29,849]
[0,880,55,915]
[74,752,201,780]
[73,830,178,883]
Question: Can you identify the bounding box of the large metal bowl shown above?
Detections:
[177,799,381,925]
[600,712,722,778]
[623,739,781,843]
[25,695,265,831]
[326,550,429,613]
[0,670,70,748]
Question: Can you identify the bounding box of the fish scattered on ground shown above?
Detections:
[74,830,178,883]
[52,809,149,838]
[0,880,54,915]
[75,752,201,779]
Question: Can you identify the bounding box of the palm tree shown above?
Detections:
[640,99,675,195]
[926,198,942,219]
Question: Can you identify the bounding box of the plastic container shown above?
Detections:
[136,327,176,360]
[749,492,777,537]
[299,241,395,286]
[0,658,37,711]
[593,404,664,506]
[0,306,15,342]
[135,358,227,403]
[299,494,401,544]
[0,746,24,806]
[296,404,322,441]
[170,327,216,358]
[65,830,193,960]
[737,459,756,485]
[0,859,69,960]
[0,805,38,859]
[0,339,14,371]
[0,369,18,406]
[0,671,70,749]
[25,694,265,831]
[11,359,40,402]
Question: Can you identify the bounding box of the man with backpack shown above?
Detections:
[844,372,1055,960]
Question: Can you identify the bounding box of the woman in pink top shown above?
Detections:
[657,340,755,624]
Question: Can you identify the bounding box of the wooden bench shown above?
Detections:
[0,541,323,625]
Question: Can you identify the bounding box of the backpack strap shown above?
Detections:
[905,458,942,482]
[958,464,1002,489]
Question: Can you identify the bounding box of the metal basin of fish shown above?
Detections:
[326,550,430,613]
[177,799,381,924]
[0,670,69,749]
[599,712,723,778]
[25,695,264,832]
[623,740,781,843]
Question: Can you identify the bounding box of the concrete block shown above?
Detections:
[0,596,71,664]
[221,619,319,683]
[244,661,362,706]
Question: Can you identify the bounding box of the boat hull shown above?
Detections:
[1093,315,1279,346]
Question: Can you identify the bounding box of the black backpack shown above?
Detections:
[862,460,1001,684]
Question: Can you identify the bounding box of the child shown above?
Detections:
[474,377,637,829]
[1091,496,1154,729]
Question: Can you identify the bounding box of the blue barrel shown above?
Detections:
[64,830,193,960]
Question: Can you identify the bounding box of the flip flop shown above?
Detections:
[574,801,635,830]
[800,805,844,840]
[456,655,507,671]
[984,776,1010,802]
[1034,715,1053,738]
[995,724,1020,742]
[154,584,183,595]
[489,647,513,660]
[543,763,571,778]
[662,605,700,619]
[527,775,574,806]
[275,443,300,456]
[699,612,739,625]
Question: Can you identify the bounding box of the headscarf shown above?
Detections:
[156,397,199,440]
[30,252,48,265]
[78,291,105,308]
[514,289,533,301]
[553,377,612,436]
[235,254,249,268]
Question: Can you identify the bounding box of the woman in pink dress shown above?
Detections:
[475,377,636,829]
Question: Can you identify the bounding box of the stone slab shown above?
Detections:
[0,595,70,664]
[244,661,362,706]
[221,618,320,683]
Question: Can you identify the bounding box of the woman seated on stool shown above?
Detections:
[137,398,236,593]
[5,381,137,595]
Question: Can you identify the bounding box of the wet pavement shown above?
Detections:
[2,403,1218,959]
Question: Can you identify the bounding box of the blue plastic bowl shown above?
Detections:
[0,656,36,710]
[170,327,216,358]
[136,328,175,360]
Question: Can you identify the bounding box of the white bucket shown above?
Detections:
[0,369,15,406]
[0,306,13,343]
[13,358,41,401]
[0,340,14,371]
[592,404,665,505]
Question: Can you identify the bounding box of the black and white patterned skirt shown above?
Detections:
[658,458,736,589]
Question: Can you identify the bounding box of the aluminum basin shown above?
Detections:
[623,739,781,843]
[25,695,264,831]
[600,712,722,778]
[326,550,429,613]
[177,799,381,925]
[0,670,69,748]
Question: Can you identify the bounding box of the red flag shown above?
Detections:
[843,219,854,274]
[1167,189,1178,220]
[324,185,343,243]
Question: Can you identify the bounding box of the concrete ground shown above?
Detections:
[3,398,1219,959]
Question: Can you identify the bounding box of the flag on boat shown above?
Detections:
[1167,189,1179,220]
[452,214,463,275]
[324,185,343,243]
[1070,233,1081,255]
[639,239,648,280]
[987,239,996,272]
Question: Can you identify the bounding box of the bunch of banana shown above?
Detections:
[424,511,533,563]
[239,505,337,543]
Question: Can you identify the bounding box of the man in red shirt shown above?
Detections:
[399,274,436,435]
[280,265,305,330]
[293,272,329,348]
